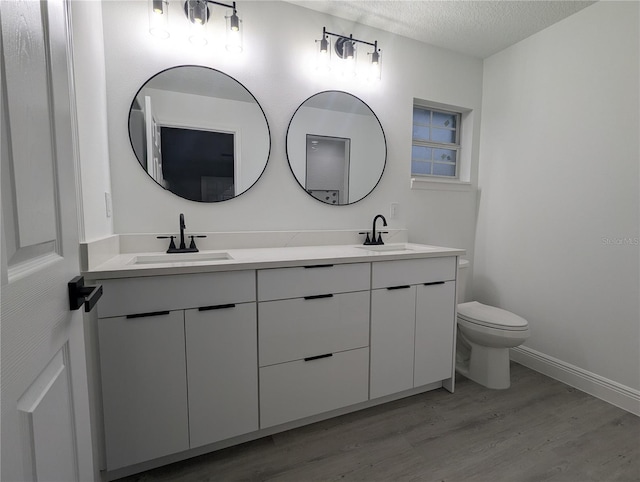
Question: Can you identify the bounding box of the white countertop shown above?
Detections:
[86,243,465,280]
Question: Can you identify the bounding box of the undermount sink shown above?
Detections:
[356,244,417,252]
[130,252,232,265]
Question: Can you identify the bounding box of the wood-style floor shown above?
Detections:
[118,363,640,482]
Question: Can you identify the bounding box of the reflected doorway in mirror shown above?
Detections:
[306,134,350,204]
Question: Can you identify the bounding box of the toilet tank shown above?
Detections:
[457,259,469,303]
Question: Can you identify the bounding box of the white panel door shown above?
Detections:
[1,1,93,480]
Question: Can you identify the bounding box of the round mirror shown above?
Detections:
[286,91,386,205]
[128,65,270,202]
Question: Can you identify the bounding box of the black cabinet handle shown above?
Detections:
[423,281,446,286]
[303,294,334,300]
[387,285,411,290]
[304,353,333,362]
[126,311,170,319]
[304,264,334,269]
[198,303,236,311]
[68,276,103,312]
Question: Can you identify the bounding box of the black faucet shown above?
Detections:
[179,213,187,250]
[157,213,205,253]
[363,214,387,245]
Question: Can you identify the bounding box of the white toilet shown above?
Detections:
[456,259,530,389]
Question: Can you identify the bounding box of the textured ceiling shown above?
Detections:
[285,0,596,58]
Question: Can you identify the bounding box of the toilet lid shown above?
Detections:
[457,301,529,330]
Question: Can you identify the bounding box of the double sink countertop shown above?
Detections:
[86,243,466,280]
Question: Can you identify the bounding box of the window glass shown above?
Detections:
[431,128,455,144]
[411,160,432,175]
[432,111,456,128]
[432,163,455,177]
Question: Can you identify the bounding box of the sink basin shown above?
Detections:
[130,252,232,265]
[356,244,417,252]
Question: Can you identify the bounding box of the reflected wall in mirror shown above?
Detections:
[128,65,270,202]
[286,91,386,205]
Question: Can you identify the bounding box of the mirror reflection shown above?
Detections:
[128,65,270,202]
[286,91,386,205]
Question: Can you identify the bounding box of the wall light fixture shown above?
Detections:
[149,0,242,52]
[149,0,170,38]
[316,27,381,80]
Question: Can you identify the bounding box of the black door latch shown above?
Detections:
[68,276,103,312]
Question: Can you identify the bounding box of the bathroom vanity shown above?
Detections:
[86,241,463,479]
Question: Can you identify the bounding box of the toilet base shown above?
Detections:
[456,333,512,389]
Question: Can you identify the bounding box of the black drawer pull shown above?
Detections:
[304,353,333,362]
[126,310,170,319]
[304,264,334,269]
[423,281,446,286]
[387,285,411,290]
[198,303,236,311]
[303,294,334,300]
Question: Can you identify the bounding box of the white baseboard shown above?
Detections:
[510,346,640,417]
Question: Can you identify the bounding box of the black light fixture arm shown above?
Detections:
[201,0,237,12]
[184,0,238,23]
[321,27,379,52]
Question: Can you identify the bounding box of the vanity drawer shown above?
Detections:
[259,347,369,428]
[97,270,256,318]
[257,263,370,301]
[258,291,369,367]
[371,257,456,289]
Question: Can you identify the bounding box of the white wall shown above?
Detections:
[70,0,113,242]
[97,0,482,253]
[475,1,639,395]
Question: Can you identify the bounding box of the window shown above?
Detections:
[411,105,461,178]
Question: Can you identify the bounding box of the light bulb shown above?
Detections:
[320,37,328,54]
[370,49,381,81]
[343,42,357,77]
[230,12,239,31]
[149,0,169,38]
[345,41,354,60]
[187,0,208,25]
[226,12,243,52]
[316,36,331,72]
[186,0,208,45]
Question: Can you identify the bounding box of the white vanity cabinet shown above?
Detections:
[96,270,257,470]
[370,257,457,399]
[257,263,371,428]
[90,245,464,478]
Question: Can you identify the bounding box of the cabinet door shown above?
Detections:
[185,303,259,448]
[414,281,456,387]
[370,286,417,399]
[98,311,189,470]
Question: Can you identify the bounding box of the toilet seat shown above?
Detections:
[457,301,529,331]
